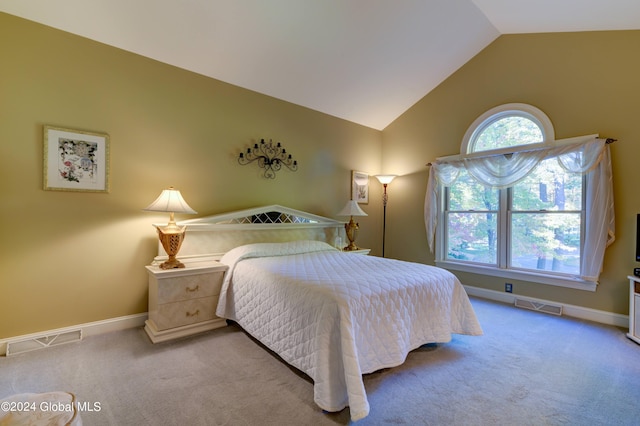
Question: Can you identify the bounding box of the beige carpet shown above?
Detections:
[1,297,640,425]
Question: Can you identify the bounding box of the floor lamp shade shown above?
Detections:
[374,175,397,185]
[143,187,197,269]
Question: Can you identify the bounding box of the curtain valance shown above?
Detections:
[424,136,615,283]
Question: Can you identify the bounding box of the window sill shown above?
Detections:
[435,260,597,292]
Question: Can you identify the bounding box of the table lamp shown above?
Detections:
[337,200,368,251]
[143,187,197,269]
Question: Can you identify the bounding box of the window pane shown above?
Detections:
[472,116,543,152]
[446,212,497,265]
[448,169,498,211]
[510,212,581,275]
[512,158,582,211]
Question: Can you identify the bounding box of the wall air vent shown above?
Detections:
[6,329,82,356]
[514,298,563,316]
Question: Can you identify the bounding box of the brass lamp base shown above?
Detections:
[343,217,360,251]
[156,224,187,269]
[159,255,185,270]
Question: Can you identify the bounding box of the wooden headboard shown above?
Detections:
[151,205,345,265]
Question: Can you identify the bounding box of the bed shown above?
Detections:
[157,205,483,421]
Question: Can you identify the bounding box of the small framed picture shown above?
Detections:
[43,125,110,193]
[351,170,369,204]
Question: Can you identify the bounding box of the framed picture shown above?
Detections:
[44,125,110,193]
[351,170,369,204]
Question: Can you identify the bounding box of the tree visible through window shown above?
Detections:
[444,105,584,277]
[471,115,542,152]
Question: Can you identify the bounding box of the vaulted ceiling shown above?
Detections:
[2,0,639,130]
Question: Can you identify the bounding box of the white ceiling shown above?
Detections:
[2,0,639,130]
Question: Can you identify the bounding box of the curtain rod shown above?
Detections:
[425,137,616,167]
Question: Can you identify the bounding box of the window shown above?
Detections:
[425,104,615,291]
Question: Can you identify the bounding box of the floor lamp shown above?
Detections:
[374,175,397,257]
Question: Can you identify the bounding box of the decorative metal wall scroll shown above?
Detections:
[238,138,298,179]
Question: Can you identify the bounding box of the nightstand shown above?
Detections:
[145,261,228,343]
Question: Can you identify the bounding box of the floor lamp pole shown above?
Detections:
[375,174,397,258]
[381,183,388,258]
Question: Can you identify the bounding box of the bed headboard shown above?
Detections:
[151,205,345,264]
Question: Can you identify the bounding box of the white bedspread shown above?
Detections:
[217,241,482,421]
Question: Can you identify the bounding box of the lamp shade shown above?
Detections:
[143,187,197,214]
[337,200,367,217]
[374,174,397,185]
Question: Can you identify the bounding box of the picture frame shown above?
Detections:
[43,125,110,193]
[351,170,369,204]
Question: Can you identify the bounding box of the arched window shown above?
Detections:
[425,104,614,290]
[462,103,554,153]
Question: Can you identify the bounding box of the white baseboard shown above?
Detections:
[0,287,629,355]
[0,313,147,356]
[464,285,629,328]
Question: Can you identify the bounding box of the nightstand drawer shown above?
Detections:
[156,272,224,304]
[154,296,218,330]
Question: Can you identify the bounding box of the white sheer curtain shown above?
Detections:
[424,137,615,283]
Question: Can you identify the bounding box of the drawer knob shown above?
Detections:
[186,309,200,318]
[186,285,200,293]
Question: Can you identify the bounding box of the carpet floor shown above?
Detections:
[1,297,640,425]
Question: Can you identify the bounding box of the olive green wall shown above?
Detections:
[0,13,384,338]
[3,13,637,340]
[382,30,640,315]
